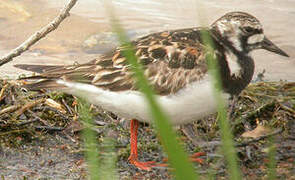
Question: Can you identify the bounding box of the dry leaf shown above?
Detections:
[241,125,271,138]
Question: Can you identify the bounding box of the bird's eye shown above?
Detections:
[243,26,254,34]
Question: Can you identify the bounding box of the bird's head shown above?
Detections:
[211,11,289,57]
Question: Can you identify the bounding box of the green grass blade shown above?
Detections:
[105,3,199,179]
[78,98,100,180]
[78,98,117,180]
[267,136,277,180]
[98,137,118,180]
[200,30,242,180]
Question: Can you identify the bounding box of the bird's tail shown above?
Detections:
[14,64,62,74]
[14,64,67,91]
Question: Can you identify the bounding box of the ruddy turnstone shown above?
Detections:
[15,11,289,170]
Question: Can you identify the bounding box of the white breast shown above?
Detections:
[57,77,229,125]
[225,51,242,77]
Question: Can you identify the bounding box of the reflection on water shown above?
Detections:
[0,0,294,80]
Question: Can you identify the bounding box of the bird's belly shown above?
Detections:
[157,80,230,125]
[59,80,229,125]
[161,96,221,125]
[102,79,230,125]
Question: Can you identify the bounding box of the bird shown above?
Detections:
[15,11,289,170]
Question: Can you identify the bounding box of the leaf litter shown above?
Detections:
[0,79,294,179]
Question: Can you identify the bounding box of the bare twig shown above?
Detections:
[34,125,65,131]
[0,84,8,101]
[15,99,45,117]
[280,103,295,117]
[43,106,70,121]
[16,118,38,126]
[28,109,51,126]
[62,98,73,115]
[0,129,29,136]
[0,0,78,66]
[0,105,20,115]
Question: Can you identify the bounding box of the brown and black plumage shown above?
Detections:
[16,27,210,95]
[15,12,289,170]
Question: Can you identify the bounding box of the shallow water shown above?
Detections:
[0,0,294,80]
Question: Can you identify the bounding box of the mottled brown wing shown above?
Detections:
[18,28,210,95]
[92,28,209,95]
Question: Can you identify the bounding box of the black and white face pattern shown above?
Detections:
[241,23,265,52]
[212,12,264,53]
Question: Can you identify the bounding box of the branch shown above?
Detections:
[0,0,78,66]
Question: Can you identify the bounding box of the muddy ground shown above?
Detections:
[0,79,294,179]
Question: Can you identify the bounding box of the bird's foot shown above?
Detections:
[190,152,206,164]
[128,155,167,171]
[128,152,205,171]
[162,152,206,164]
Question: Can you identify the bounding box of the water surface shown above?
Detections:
[0,0,294,80]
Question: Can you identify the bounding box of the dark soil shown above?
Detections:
[0,79,294,179]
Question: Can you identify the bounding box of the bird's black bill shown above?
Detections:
[261,37,289,57]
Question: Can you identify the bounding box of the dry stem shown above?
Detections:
[0,0,78,66]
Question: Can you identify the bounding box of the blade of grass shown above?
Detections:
[78,98,100,180]
[200,30,242,180]
[104,2,199,179]
[98,137,118,180]
[267,136,277,180]
[78,98,117,180]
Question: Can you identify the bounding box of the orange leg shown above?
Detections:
[128,119,159,171]
[127,119,206,170]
